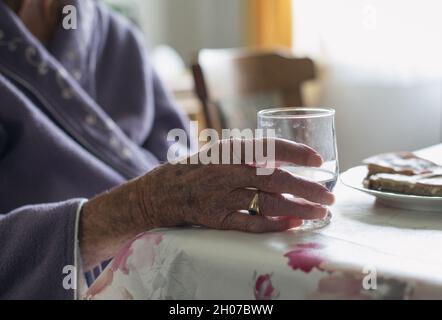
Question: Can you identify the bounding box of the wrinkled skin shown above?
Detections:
[81,139,335,271]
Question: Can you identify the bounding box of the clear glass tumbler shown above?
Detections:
[257,107,339,231]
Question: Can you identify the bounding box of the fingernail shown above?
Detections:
[307,154,323,167]
[324,192,335,205]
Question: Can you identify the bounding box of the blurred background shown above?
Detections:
[102,0,442,170]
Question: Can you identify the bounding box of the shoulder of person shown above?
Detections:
[93,1,149,53]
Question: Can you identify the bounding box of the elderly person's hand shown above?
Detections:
[80,138,335,270]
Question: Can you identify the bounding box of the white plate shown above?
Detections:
[340,166,442,212]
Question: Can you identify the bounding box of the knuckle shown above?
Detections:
[292,199,309,212]
[230,190,248,209]
[267,168,285,189]
[236,166,258,188]
[311,183,328,198]
[298,176,323,194]
[302,204,316,213]
[260,194,277,214]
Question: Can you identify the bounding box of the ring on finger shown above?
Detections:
[248,193,260,216]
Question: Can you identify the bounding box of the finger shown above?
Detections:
[218,138,322,167]
[217,211,302,233]
[229,188,328,220]
[228,166,335,205]
[262,138,323,167]
[258,168,335,205]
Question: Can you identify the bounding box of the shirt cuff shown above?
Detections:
[74,199,88,300]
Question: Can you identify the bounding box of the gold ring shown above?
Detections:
[248,193,260,216]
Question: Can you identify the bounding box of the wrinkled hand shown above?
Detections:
[139,138,334,233]
[80,138,334,270]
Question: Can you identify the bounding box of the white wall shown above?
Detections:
[294,0,442,170]
[317,71,442,170]
[137,0,247,64]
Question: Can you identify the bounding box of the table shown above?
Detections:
[85,144,442,300]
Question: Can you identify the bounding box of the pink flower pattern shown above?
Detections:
[284,243,325,273]
[85,232,163,299]
[283,242,413,299]
[86,237,435,300]
[254,273,278,300]
[111,232,163,274]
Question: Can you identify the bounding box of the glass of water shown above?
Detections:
[257,107,339,231]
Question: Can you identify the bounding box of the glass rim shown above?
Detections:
[258,107,335,119]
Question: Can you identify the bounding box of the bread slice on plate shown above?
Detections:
[363,152,438,177]
[363,169,442,197]
[362,152,442,197]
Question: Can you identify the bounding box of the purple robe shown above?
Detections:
[0,0,189,299]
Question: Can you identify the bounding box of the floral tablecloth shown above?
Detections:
[85,145,442,300]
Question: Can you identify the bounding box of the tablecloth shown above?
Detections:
[85,144,442,300]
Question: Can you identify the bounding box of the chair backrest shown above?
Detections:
[192,48,315,132]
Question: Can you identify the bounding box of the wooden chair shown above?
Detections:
[192,48,316,132]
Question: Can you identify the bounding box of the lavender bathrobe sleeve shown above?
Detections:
[0,200,82,300]
[0,0,191,300]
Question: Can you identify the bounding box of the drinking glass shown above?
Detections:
[257,107,339,231]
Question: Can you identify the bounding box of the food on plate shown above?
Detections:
[363,152,438,177]
[362,152,442,197]
[363,170,442,197]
